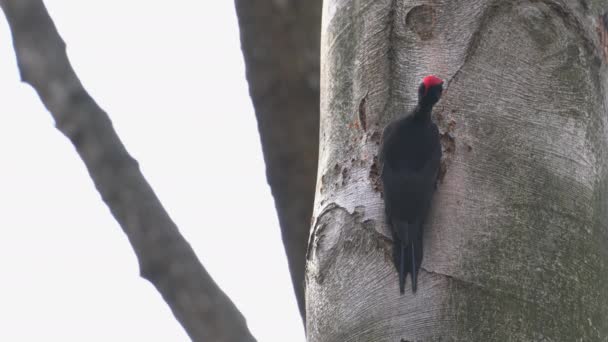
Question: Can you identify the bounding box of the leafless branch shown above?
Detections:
[0,1,256,341]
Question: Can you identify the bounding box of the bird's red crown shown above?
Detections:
[422,75,443,88]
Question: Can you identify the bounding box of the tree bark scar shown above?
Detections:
[435,109,457,183]
[358,92,368,131]
[541,0,597,57]
[381,0,397,118]
[438,131,455,182]
[406,4,436,40]
[369,155,382,193]
[597,12,608,62]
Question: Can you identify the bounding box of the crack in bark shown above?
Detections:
[421,267,540,308]
[445,0,504,90]
[381,0,398,119]
[358,92,368,131]
[306,202,341,261]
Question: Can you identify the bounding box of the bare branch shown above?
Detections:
[0,1,256,341]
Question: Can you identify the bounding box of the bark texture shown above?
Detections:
[235,0,322,320]
[1,1,256,341]
[306,0,608,340]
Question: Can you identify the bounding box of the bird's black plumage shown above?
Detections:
[380,75,443,294]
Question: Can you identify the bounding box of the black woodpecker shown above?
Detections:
[380,75,443,294]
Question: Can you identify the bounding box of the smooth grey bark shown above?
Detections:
[306,0,608,341]
[0,1,256,341]
[235,1,322,321]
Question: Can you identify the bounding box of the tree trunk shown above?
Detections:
[235,1,322,321]
[306,0,608,340]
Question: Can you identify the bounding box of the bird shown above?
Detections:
[380,75,443,294]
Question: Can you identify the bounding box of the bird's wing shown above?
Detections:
[379,121,398,176]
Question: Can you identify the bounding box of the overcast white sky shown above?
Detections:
[0,1,305,341]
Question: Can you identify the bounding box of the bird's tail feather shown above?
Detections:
[395,238,412,294]
[393,222,422,294]
[395,238,421,294]
[399,243,406,294]
[410,239,417,293]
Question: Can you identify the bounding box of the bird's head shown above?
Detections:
[418,75,444,107]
